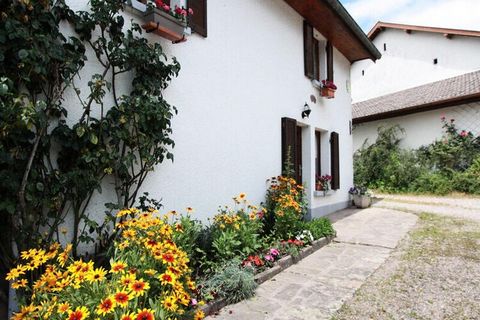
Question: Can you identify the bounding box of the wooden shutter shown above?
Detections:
[281,117,297,177]
[315,131,321,178]
[188,0,207,37]
[330,132,340,190]
[326,41,334,81]
[303,21,314,79]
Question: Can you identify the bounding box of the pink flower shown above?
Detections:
[162,4,170,11]
[188,8,194,15]
[175,6,183,15]
[460,130,468,137]
[269,248,280,256]
[191,299,197,306]
[181,9,187,16]
[264,255,274,262]
[154,0,163,8]
[440,115,446,121]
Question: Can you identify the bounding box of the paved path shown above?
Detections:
[207,207,418,320]
[373,194,480,221]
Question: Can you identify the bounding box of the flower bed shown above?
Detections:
[7,176,336,320]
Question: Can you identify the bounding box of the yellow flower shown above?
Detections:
[68,306,90,320]
[194,309,206,320]
[6,267,26,281]
[113,291,132,308]
[129,278,150,296]
[159,271,176,286]
[11,279,28,289]
[135,309,155,320]
[110,261,127,274]
[162,295,178,312]
[86,267,107,283]
[57,302,71,314]
[96,297,115,315]
[144,269,157,276]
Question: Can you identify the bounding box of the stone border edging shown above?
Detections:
[200,235,335,316]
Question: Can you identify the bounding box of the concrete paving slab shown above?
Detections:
[207,207,417,320]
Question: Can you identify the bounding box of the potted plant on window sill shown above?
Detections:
[349,186,372,208]
[320,80,337,99]
[315,174,332,196]
[136,0,193,42]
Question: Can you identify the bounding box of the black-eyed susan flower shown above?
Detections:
[96,297,115,316]
[113,291,131,307]
[135,308,155,320]
[68,306,90,320]
[129,279,150,296]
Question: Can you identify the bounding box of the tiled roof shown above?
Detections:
[368,22,480,40]
[353,70,480,123]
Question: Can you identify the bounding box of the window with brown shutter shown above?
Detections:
[281,117,297,177]
[330,132,339,190]
[303,21,319,80]
[188,0,207,37]
[315,131,321,179]
[326,41,334,82]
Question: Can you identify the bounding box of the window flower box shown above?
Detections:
[142,7,187,42]
[320,80,337,99]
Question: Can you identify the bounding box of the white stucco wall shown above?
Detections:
[351,29,480,102]
[353,102,480,151]
[63,0,356,231]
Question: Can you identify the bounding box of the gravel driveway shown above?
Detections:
[333,195,480,320]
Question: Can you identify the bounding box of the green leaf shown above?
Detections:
[76,126,85,137]
[89,133,98,145]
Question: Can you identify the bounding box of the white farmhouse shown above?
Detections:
[66,0,380,221]
[351,22,480,150]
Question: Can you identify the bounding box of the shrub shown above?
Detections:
[410,172,454,195]
[210,194,264,262]
[200,259,257,304]
[8,208,204,320]
[264,176,307,240]
[302,218,335,240]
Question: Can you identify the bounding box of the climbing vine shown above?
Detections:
[0,0,180,276]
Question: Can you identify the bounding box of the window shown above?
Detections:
[303,21,319,80]
[281,118,303,184]
[315,131,321,179]
[187,0,207,37]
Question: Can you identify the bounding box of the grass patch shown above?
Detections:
[403,213,480,261]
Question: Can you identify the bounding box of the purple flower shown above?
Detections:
[264,254,274,262]
[269,248,280,257]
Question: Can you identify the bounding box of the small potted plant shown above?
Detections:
[139,0,194,42]
[320,80,337,99]
[349,186,372,208]
[316,174,332,195]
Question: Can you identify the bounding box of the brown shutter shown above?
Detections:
[188,0,207,37]
[281,117,297,177]
[326,41,334,81]
[315,131,321,178]
[330,132,340,190]
[303,21,314,79]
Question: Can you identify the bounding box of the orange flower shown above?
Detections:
[159,271,176,286]
[129,279,150,296]
[161,252,175,264]
[68,306,90,320]
[110,261,127,274]
[121,313,135,320]
[96,297,115,315]
[58,302,71,314]
[135,308,155,320]
[114,291,132,307]
[194,309,206,320]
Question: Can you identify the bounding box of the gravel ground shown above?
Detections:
[332,212,480,320]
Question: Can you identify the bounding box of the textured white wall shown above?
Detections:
[353,102,480,151]
[64,0,355,231]
[351,29,480,102]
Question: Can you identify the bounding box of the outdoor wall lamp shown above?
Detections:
[302,103,311,119]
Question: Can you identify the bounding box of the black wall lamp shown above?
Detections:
[301,103,311,119]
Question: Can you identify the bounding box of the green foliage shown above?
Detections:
[209,198,263,263]
[302,217,335,240]
[200,259,257,304]
[354,120,480,195]
[0,0,180,273]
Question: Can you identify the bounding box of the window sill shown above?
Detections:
[314,190,334,197]
[126,1,189,43]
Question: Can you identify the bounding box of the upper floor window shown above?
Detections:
[304,21,334,82]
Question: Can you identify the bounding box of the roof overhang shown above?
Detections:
[368,21,480,41]
[353,92,480,125]
[284,0,381,63]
